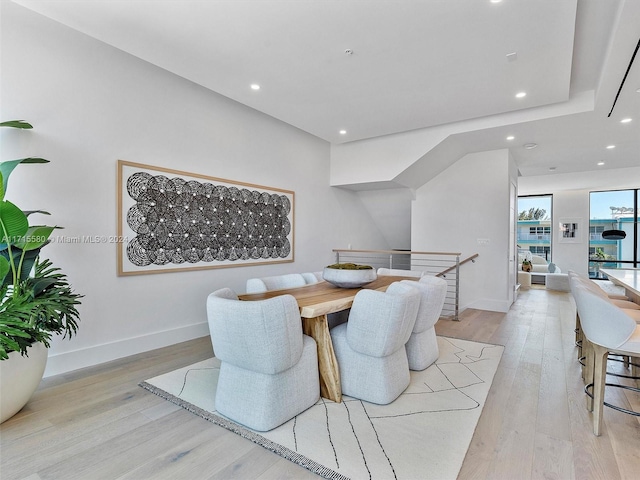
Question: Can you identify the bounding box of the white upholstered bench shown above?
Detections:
[546,273,570,292]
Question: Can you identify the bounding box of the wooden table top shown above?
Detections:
[238,275,415,318]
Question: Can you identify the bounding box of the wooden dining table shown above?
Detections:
[238,275,415,403]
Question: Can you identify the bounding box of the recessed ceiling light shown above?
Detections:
[339,130,347,135]
[523,143,537,149]
[597,161,605,166]
[636,87,640,93]
[506,135,515,141]
[490,0,502,3]
[606,145,616,149]
[620,118,632,123]
[515,92,527,98]
[250,84,260,90]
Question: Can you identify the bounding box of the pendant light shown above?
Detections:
[602,222,626,240]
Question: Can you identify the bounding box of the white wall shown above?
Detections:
[356,188,413,250]
[518,166,640,277]
[549,190,589,276]
[1,2,390,376]
[412,149,515,313]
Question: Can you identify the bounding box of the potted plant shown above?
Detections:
[0,120,82,423]
[322,262,377,288]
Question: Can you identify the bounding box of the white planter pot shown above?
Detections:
[322,267,377,288]
[0,342,48,423]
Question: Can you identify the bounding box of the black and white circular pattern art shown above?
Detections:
[125,172,292,266]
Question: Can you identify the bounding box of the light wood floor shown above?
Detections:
[2,286,640,479]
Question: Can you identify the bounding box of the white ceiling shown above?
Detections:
[12,0,640,178]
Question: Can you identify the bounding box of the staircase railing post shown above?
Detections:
[454,255,460,321]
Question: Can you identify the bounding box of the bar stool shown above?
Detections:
[572,283,640,436]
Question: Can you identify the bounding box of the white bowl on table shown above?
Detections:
[322,266,377,288]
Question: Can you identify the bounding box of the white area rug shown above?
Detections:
[140,336,503,480]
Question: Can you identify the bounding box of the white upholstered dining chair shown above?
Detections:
[301,271,323,284]
[206,287,319,431]
[330,282,420,404]
[401,276,448,370]
[245,273,307,293]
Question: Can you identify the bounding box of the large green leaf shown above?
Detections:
[30,277,58,297]
[0,247,43,286]
[24,210,51,217]
[0,200,29,245]
[19,248,41,281]
[0,249,23,287]
[0,323,32,339]
[0,158,49,200]
[14,225,56,251]
[0,120,33,129]
[0,256,9,285]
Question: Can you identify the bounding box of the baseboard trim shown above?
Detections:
[43,322,210,378]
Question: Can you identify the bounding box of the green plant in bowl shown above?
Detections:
[326,263,373,270]
[323,263,377,288]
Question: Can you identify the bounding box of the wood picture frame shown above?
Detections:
[117,160,294,276]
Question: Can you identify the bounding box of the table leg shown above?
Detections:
[302,315,342,403]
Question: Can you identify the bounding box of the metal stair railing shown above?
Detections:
[332,249,477,321]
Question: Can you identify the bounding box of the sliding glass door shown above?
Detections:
[589,189,639,278]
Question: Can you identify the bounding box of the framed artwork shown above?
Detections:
[558,217,581,243]
[117,160,294,276]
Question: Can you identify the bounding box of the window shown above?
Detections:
[589,225,604,239]
[589,189,639,278]
[529,226,550,236]
[530,246,550,256]
[517,195,552,261]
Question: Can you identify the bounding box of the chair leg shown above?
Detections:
[583,338,593,387]
[575,313,582,360]
[592,345,608,436]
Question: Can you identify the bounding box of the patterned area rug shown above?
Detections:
[140,336,503,480]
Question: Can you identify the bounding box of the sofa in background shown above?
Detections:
[518,252,562,286]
